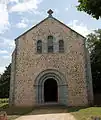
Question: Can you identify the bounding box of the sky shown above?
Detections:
[0,0,101,74]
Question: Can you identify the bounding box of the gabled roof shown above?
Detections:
[15,11,85,41]
[52,17,85,39]
[15,17,49,41]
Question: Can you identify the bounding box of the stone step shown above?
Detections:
[34,103,66,108]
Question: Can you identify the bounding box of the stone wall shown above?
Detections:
[10,16,90,107]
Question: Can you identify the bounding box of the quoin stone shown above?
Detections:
[9,9,93,107]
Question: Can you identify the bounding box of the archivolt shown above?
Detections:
[34,69,68,105]
[34,69,67,86]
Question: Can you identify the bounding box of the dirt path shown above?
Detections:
[15,113,76,120]
[15,106,76,120]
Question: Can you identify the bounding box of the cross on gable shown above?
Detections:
[47,9,53,16]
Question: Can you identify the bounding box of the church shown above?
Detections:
[9,9,93,107]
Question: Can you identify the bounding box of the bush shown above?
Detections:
[0,99,9,104]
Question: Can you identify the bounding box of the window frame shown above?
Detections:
[47,35,54,53]
[59,40,64,53]
[37,40,42,53]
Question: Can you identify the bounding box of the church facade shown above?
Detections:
[9,10,93,107]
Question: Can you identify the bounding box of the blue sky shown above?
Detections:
[0,0,101,74]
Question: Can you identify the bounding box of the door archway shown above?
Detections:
[34,69,68,105]
[44,78,58,102]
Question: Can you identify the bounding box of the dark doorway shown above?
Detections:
[44,78,58,102]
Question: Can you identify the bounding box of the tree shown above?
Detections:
[0,64,11,98]
[87,29,101,51]
[77,0,101,19]
[86,29,101,93]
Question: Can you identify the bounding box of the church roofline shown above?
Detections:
[52,17,86,39]
[15,17,49,41]
[15,15,86,41]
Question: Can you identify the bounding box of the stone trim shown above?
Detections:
[83,39,93,105]
[34,69,67,85]
[12,39,19,105]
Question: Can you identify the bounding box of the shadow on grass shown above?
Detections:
[0,103,94,116]
[0,104,33,115]
[0,104,33,120]
[25,105,90,115]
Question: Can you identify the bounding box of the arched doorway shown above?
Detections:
[34,69,68,105]
[44,78,58,102]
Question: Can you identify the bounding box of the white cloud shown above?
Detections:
[0,37,15,74]
[9,0,42,13]
[54,9,59,14]
[0,66,6,74]
[68,20,92,37]
[9,0,19,3]
[2,55,10,59]
[0,37,15,49]
[0,55,11,74]
[0,4,10,33]
[16,18,28,28]
[65,7,68,11]
[16,22,27,28]
[0,0,42,33]
[0,50,8,54]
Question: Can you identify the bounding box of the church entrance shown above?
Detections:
[35,70,68,105]
[44,78,58,102]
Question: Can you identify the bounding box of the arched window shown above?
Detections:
[59,40,64,53]
[48,36,53,53]
[37,40,42,53]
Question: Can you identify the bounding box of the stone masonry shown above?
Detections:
[9,10,93,107]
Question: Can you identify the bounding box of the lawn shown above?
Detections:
[0,99,101,120]
[68,107,101,120]
[0,99,33,120]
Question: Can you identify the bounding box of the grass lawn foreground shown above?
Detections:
[0,99,101,120]
[0,99,33,120]
[69,107,101,120]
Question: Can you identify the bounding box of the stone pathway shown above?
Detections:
[15,106,76,120]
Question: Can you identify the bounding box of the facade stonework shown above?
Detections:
[9,13,93,107]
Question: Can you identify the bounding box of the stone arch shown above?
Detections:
[34,69,68,105]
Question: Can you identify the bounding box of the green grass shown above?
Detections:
[0,98,33,120]
[0,98,9,104]
[68,107,101,120]
[0,98,9,109]
[1,99,101,120]
[0,105,34,120]
[3,107,34,120]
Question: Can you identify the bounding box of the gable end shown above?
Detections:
[15,16,86,41]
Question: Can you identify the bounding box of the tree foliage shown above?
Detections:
[86,29,101,93]
[77,0,101,19]
[0,64,11,98]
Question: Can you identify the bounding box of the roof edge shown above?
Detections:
[15,16,86,41]
[15,17,49,41]
[52,17,86,39]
